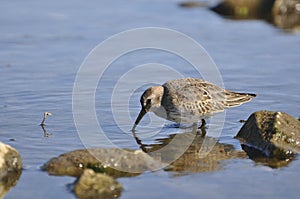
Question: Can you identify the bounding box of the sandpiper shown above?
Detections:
[132,77,256,130]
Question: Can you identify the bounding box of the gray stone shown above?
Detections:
[42,148,164,178]
[236,110,300,157]
[74,169,122,199]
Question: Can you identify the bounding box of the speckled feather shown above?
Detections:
[160,78,255,123]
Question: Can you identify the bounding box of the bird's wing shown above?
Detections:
[163,78,226,114]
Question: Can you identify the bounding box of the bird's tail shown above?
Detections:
[224,91,256,108]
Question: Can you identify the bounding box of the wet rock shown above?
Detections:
[74,169,122,199]
[0,142,22,174]
[0,142,22,198]
[236,110,300,161]
[272,0,300,31]
[42,148,164,178]
[211,0,275,19]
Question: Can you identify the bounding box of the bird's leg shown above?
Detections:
[192,121,206,137]
[199,119,206,137]
[199,119,206,129]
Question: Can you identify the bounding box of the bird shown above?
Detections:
[132,77,256,131]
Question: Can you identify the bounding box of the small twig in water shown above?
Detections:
[40,112,52,126]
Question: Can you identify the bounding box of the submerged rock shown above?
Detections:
[0,142,22,198]
[74,169,122,199]
[236,110,300,166]
[42,148,164,178]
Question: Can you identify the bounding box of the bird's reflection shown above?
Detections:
[132,124,207,152]
[132,127,246,174]
[132,130,147,153]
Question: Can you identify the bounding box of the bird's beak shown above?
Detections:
[132,108,147,131]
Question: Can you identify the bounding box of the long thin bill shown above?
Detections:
[132,108,146,131]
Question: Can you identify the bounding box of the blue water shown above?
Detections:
[1,0,300,198]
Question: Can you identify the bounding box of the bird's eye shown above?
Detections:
[144,98,152,109]
[146,99,151,105]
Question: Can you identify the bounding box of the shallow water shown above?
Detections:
[1,0,300,198]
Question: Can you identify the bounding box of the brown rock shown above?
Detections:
[211,0,275,19]
[74,169,122,199]
[236,110,300,157]
[0,142,22,174]
[42,148,164,178]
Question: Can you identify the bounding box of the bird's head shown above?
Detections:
[132,86,164,130]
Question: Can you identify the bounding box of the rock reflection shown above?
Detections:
[241,144,295,168]
[0,170,22,199]
[133,130,247,174]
